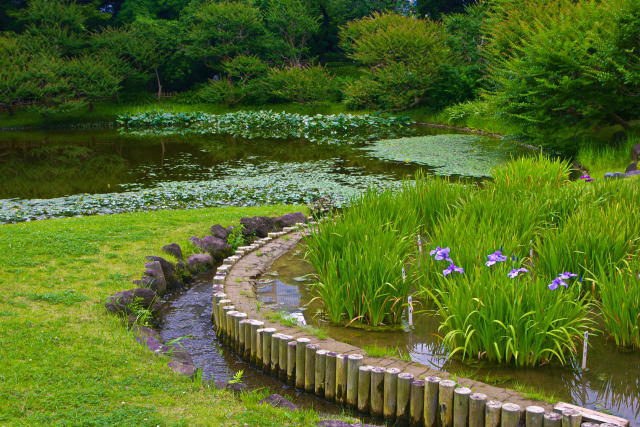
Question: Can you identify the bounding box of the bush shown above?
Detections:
[197,55,271,105]
[339,12,451,110]
[266,65,341,103]
[483,0,640,152]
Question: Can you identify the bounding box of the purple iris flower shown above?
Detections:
[548,277,569,290]
[443,261,464,276]
[558,272,577,280]
[485,250,507,267]
[507,267,528,278]
[579,175,594,183]
[430,246,451,261]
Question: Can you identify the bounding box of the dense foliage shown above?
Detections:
[306,156,640,362]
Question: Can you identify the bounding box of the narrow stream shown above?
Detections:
[157,271,380,424]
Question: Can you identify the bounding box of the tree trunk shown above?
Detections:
[155,67,163,100]
[609,112,630,129]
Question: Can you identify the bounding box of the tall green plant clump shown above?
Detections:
[305,176,464,326]
[483,0,640,153]
[307,155,640,364]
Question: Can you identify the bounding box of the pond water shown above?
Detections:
[0,126,522,223]
[258,247,640,426]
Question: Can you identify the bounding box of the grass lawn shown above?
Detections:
[0,205,336,426]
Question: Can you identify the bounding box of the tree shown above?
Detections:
[340,12,451,110]
[265,0,319,65]
[484,0,640,151]
[416,0,474,20]
[182,1,267,71]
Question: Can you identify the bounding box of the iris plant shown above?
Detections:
[443,261,464,276]
[430,246,451,261]
[485,250,507,267]
[579,175,594,183]
[508,267,528,278]
[548,272,577,290]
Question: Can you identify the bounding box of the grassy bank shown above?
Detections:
[0,205,339,426]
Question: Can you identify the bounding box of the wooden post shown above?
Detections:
[250,320,264,365]
[410,379,425,427]
[453,387,472,427]
[357,365,372,414]
[501,403,522,427]
[335,354,348,405]
[439,379,457,427]
[424,376,441,427]
[347,354,363,408]
[469,393,487,427]
[295,338,310,389]
[526,406,545,427]
[278,334,292,380]
[485,401,502,427]
[243,319,252,359]
[256,328,265,367]
[235,313,247,353]
[287,340,297,384]
[383,367,400,419]
[305,344,319,393]
[238,319,249,356]
[212,292,225,325]
[370,367,386,418]
[262,328,276,373]
[397,372,414,424]
[270,333,281,374]
[561,408,582,427]
[216,299,231,334]
[220,303,234,338]
[315,349,327,397]
[224,310,237,346]
[325,352,337,402]
[543,412,562,427]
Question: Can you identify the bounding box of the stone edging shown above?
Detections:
[211,223,629,427]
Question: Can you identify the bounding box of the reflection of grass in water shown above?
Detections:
[510,382,557,404]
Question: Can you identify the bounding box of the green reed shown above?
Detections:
[426,263,593,366]
[594,261,640,349]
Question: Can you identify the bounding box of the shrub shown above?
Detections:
[197,55,270,105]
[483,0,640,152]
[339,12,451,110]
[267,65,341,103]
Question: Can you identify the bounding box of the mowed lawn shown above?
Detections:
[0,205,326,426]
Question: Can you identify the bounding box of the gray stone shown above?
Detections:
[187,253,213,272]
[167,349,196,377]
[161,243,183,260]
[625,162,638,174]
[274,212,307,228]
[105,288,161,316]
[146,256,182,290]
[258,394,299,411]
[240,216,277,238]
[199,235,231,258]
[143,260,166,296]
[210,224,230,241]
[632,144,640,161]
[604,172,626,179]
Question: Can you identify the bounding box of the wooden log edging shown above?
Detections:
[210,220,630,427]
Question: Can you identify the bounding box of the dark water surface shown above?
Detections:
[157,271,380,423]
[0,126,518,200]
[258,248,640,426]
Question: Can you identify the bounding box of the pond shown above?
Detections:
[0,125,523,223]
[258,246,640,426]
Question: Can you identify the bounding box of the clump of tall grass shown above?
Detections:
[594,261,640,349]
[426,261,593,367]
[305,177,464,326]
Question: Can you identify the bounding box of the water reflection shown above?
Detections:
[259,246,640,426]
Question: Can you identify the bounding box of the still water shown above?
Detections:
[0,127,522,223]
[258,247,640,426]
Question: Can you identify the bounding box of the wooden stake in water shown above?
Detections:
[582,331,588,370]
[408,296,414,327]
